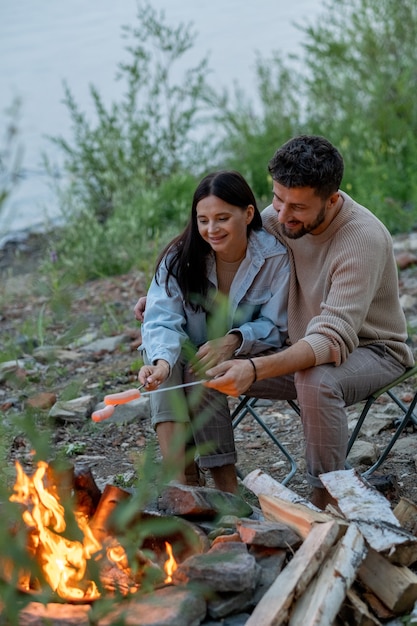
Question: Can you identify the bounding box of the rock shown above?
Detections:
[69,331,98,348]
[26,391,57,409]
[79,334,132,353]
[18,602,91,626]
[99,586,207,626]
[49,395,97,423]
[396,252,417,269]
[173,541,260,593]
[347,440,379,466]
[0,358,29,382]
[236,518,301,548]
[249,546,287,604]
[33,345,82,363]
[349,412,395,438]
[400,294,417,311]
[158,483,253,519]
[367,473,400,501]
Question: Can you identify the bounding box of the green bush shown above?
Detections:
[46,0,417,284]
[47,2,216,223]
[44,170,198,283]
[298,0,417,232]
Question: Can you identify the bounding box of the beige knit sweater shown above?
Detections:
[262,191,414,368]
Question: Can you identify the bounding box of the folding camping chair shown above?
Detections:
[346,363,417,477]
[287,364,417,478]
[231,396,298,485]
[231,364,417,485]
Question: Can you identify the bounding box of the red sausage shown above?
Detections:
[104,388,141,405]
[91,405,115,422]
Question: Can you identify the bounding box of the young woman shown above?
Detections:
[138,170,289,493]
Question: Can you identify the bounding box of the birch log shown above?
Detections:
[245,520,340,626]
[289,523,366,626]
[320,469,417,565]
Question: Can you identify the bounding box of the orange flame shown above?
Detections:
[163,541,177,583]
[9,461,133,601]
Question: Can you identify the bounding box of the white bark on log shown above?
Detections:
[245,520,340,626]
[288,523,366,626]
[320,469,398,523]
[320,469,417,564]
[243,469,320,510]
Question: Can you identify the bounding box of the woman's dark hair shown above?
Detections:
[155,170,262,309]
[268,135,344,200]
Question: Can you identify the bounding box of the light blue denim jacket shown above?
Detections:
[141,228,289,370]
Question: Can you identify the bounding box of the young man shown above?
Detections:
[205,135,414,509]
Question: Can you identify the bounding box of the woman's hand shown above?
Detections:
[138,359,170,390]
[134,296,147,322]
[204,359,255,396]
[192,334,241,375]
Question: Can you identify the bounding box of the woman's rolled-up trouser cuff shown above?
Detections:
[151,411,190,428]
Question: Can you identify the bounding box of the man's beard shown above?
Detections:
[280,204,326,239]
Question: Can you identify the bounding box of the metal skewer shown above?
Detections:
[139,379,207,395]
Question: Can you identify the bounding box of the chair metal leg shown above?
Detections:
[360,390,417,478]
[232,397,297,485]
[386,389,417,427]
[345,361,417,477]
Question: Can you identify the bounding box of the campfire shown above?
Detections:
[7,460,179,602]
[3,461,417,625]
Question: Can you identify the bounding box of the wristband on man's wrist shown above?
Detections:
[247,358,257,383]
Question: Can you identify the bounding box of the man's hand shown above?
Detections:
[204,359,255,397]
[192,334,241,375]
[134,296,147,322]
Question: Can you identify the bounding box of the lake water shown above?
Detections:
[0,0,323,241]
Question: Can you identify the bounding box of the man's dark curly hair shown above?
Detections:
[268,135,344,199]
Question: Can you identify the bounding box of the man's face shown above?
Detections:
[272,182,338,239]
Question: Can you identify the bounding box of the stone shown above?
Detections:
[400,294,417,311]
[396,252,417,270]
[158,483,253,519]
[249,546,287,604]
[0,358,29,382]
[18,602,91,626]
[49,394,97,423]
[236,518,301,548]
[173,541,260,593]
[26,391,57,409]
[349,412,395,438]
[347,439,379,466]
[98,586,207,626]
[79,333,131,353]
[207,586,255,619]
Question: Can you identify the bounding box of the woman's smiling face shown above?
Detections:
[196,195,254,262]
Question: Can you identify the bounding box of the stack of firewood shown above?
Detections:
[243,468,417,626]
